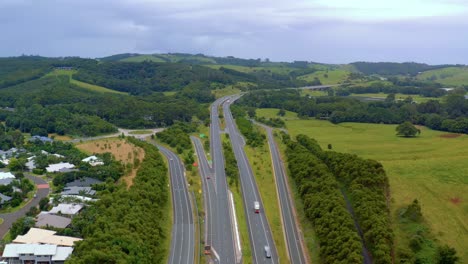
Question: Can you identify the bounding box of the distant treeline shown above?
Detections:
[238,89,468,134]
[339,81,446,98]
[286,134,393,263]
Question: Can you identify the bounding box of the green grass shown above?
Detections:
[222,134,252,264]
[46,69,126,94]
[244,127,288,263]
[417,66,468,86]
[121,55,167,63]
[255,112,468,262]
[350,93,442,103]
[300,89,329,97]
[256,108,299,121]
[163,91,177,96]
[298,69,349,85]
[128,130,153,135]
[212,86,242,99]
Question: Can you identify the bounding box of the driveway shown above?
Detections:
[0,175,49,238]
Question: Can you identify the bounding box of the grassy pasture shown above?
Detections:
[417,66,468,86]
[256,108,468,262]
[46,69,126,94]
[350,93,442,103]
[298,69,349,84]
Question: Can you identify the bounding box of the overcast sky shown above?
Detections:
[1,0,467,64]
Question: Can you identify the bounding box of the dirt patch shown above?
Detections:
[439,133,462,138]
[76,138,145,188]
[450,197,461,205]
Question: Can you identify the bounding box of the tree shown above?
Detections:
[277,109,286,117]
[396,122,421,137]
[385,93,396,103]
[437,245,459,264]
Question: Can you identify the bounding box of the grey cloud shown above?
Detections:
[0,0,467,63]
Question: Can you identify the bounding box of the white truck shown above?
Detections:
[254,201,260,213]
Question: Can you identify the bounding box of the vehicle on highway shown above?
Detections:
[264,246,271,258]
[254,201,260,213]
[204,245,211,255]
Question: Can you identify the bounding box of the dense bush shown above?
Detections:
[285,137,363,263]
[156,122,197,153]
[235,116,265,147]
[68,138,169,263]
[297,134,393,264]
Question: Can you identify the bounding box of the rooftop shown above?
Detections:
[13,228,82,247]
[46,162,75,173]
[35,213,72,229]
[0,172,15,180]
[3,243,73,261]
[48,203,83,215]
[61,186,96,196]
[65,177,102,187]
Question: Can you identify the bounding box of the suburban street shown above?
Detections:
[0,175,50,238]
[223,96,278,264]
[157,145,195,264]
[209,97,238,264]
[261,124,308,264]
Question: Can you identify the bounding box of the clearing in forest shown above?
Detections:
[76,138,145,188]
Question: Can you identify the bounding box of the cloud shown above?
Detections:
[0,0,467,63]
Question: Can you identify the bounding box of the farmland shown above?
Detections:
[298,69,350,84]
[256,108,468,262]
[417,66,468,87]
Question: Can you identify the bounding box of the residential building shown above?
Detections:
[2,243,73,264]
[0,193,12,205]
[82,156,104,166]
[61,187,95,196]
[35,213,71,229]
[46,163,75,173]
[48,204,83,216]
[65,177,102,188]
[29,136,53,143]
[13,228,82,247]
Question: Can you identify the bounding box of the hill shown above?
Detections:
[417,66,468,87]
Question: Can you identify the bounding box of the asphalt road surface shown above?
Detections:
[209,97,238,264]
[191,136,216,255]
[223,96,278,264]
[262,124,308,264]
[0,175,49,238]
[157,145,195,264]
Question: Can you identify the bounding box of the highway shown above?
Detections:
[157,145,195,264]
[209,97,238,263]
[190,136,215,254]
[223,96,278,264]
[261,124,308,264]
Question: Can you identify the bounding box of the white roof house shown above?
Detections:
[0,172,15,180]
[13,228,82,247]
[2,243,74,262]
[46,162,75,173]
[48,203,83,215]
[82,156,104,166]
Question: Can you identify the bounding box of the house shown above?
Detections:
[13,228,82,247]
[0,177,14,186]
[2,243,74,264]
[60,195,97,202]
[29,135,53,143]
[46,163,75,173]
[0,172,15,181]
[35,213,71,229]
[61,186,96,196]
[48,203,83,216]
[26,156,36,171]
[65,177,102,188]
[82,155,104,166]
[0,193,12,204]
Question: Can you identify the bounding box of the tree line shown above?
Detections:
[297,135,393,263]
[238,89,468,134]
[284,134,363,263]
[68,137,169,263]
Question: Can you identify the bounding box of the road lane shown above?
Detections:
[209,97,238,264]
[261,124,308,264]
[157,145,195,264]
[223,96,278,264]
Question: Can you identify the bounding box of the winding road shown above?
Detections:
[157,145,195,264]
[0,175,50,238]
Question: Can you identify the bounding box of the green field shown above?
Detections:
[418,66,468,86]
[47,69,126,94]
[350,93,442,103]
[256,108,468,262]
[121,55,167,63]
[298,69,349,85]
